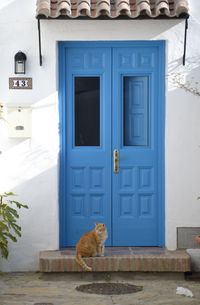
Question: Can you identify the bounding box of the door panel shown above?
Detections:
[112,47,160,245]
[59,42,165,247]
[65,47,112,245]
[124,76,148,146]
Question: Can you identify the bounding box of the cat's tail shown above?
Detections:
[75,253,92,271]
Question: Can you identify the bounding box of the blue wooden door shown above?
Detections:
[59,42,165,247]
[112,46,164,245]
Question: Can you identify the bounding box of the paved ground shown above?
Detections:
[0,272,200,305]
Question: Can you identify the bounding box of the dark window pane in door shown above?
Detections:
[124,76,149,146]
[75,77,100,146]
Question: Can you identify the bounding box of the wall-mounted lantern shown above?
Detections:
[14,51,27,74]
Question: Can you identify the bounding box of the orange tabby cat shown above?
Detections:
[75,223,108,271]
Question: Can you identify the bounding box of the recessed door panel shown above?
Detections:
[124,76,149,146]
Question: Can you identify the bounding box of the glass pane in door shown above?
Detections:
[75,76,100,146]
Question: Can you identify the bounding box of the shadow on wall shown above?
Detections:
[166,57,200,226]
[0,165,58,272]
[168,56,200,96]
[0,95,59,271]
[0,91,59,191]
[0,139,58,190]
[169,55,200,73]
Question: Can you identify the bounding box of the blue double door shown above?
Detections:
[59,41,165,247]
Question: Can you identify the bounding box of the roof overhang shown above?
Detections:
[36,0,189,19]
[36,0,189,65]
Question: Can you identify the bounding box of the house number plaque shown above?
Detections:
[9,77,32,89]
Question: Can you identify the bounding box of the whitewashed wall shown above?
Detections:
[0,0,200,271]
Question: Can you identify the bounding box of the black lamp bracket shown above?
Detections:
[183,17,189,66]
[38,18,42,66]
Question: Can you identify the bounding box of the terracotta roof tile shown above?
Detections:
[36,0,189,19]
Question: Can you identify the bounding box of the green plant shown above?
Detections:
[0,192,28,259]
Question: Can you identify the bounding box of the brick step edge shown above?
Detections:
[40,255,191,272]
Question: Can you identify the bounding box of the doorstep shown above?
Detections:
[39,247,191,273]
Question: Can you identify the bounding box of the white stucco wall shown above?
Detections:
[0,0,200,271]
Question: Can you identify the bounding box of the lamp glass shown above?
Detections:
[15,61,25,74]
[14,51,26,74]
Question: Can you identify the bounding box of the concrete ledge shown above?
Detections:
[40,247,191,273]
[187,249,200,272]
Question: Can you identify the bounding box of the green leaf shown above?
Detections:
[11,201,28,209]
[3,192,16,197]
[0,232,8,243]
[0,222,9,232]
[0,240,9,259]
[10,223,22,237]
[3,232,17,242]
[5,206,19,218]
[3,211,16,224]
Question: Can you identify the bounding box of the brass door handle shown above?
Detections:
[113,149,119,174]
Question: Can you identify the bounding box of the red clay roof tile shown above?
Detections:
[36,0,189,19]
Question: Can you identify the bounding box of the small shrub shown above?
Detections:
[0,192,28,259]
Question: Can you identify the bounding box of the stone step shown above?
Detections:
[40,247,191,273]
